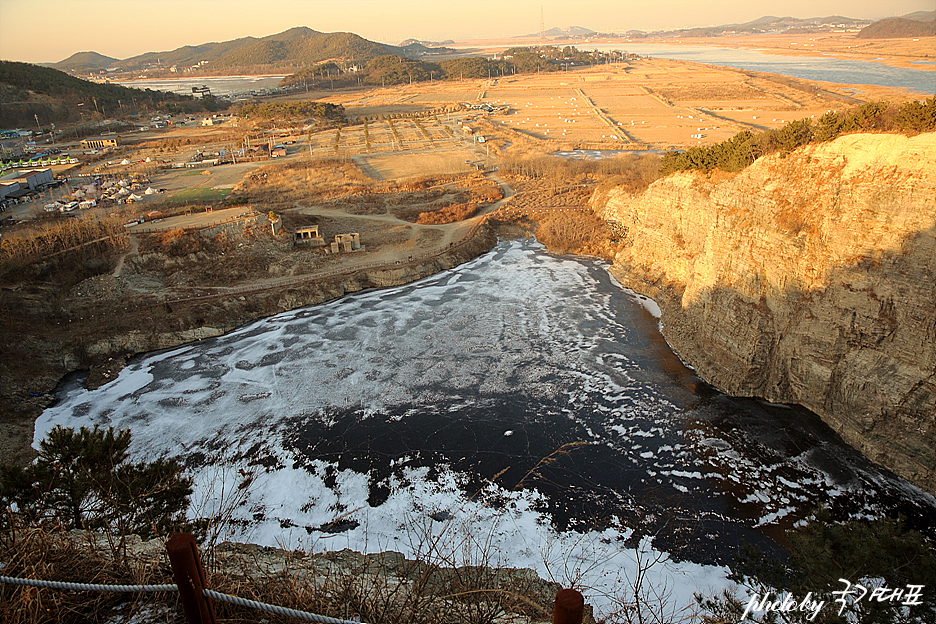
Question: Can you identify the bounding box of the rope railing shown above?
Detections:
[0,575,360,623]
[0,533,363,624]
[0,532,584,624]
[0,575,178,593]
[204,589,359,623]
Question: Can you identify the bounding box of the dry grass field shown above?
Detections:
[306,55,917,154]
[13,48,919,232]
[360,148,479,180]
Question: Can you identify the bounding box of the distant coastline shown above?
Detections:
[450,32,936,73]
[116,74,287,96]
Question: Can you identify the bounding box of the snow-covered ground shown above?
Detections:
[37,239,936,618]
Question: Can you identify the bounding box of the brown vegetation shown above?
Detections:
[0,218,128,267]
[417,202,479,224]
[0,218,129,291]
[232,159,492,208]
[0,522,565,624]
[501,153,660,196]
[233,158,373,207]
[534,211,622,260]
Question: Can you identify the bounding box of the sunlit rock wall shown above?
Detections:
[593,132,936,492]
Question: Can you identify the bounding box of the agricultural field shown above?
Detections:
[11,55,914,225]
[358,148,480,181]
[304,56,890,153]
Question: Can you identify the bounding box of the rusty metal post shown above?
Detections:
[554,587,584,624]
[166,533,217,624]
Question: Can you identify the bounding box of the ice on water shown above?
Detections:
[35,239,936,616]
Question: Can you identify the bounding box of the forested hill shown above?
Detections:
[99,27,405,73]
[857,16,936,38]
[51,51,119,72]
[0,61,207,127]
[208,30,402,69]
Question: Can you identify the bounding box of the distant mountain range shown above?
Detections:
[622,12,936,39]
[624,15,873,38]
[46,13,936,77]
[518,26,597,38]
[900,10,936,22]
[399,39,456,47]
[51,27,411,75]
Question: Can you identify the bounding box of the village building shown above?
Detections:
[80,136,120,150]
[0,168,54,190]
[0,180,24,203]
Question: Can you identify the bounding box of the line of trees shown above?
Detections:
[660,97,936,175]
[0,217,128,266]
[279,45,629,90]
[237,100,346,123]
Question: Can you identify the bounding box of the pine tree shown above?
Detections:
[0,425,192,538]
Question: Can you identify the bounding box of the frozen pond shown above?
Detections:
[38,239,936,614]
[119,75,286,96]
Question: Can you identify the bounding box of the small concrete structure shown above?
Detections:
[328,232,363,254]
[294,225,324,246]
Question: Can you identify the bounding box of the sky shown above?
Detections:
[0,0,932,64]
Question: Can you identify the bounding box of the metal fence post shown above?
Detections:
[553,588,584,624]
[166,533,217,624]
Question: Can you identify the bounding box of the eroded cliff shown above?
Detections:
[592,132,936,493]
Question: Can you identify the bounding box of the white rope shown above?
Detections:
[203,589,361,623]
[0,575,362,623]
[0,575,177,593]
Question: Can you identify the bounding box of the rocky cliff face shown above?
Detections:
[592,132,936,493]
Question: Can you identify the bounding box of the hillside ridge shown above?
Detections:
[857,16,936,39]
[50,27,406,74]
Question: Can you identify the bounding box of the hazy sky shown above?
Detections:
[1,0,932,64]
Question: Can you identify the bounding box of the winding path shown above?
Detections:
[112,235,138,278]
[136,172,516,303]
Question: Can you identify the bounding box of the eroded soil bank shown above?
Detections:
[0,224,499,466]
